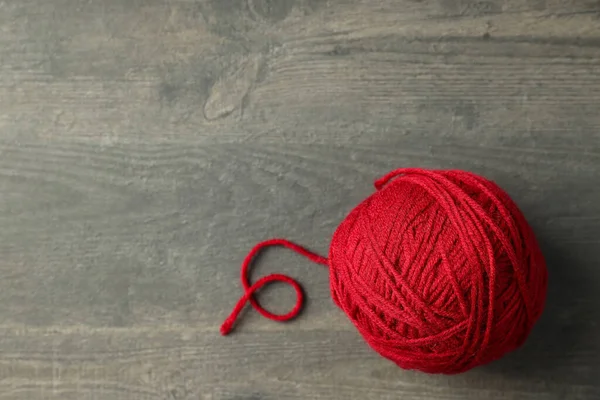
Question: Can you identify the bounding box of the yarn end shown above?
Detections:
[220,319,234,336]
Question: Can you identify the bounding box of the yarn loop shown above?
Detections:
[221,168,547,374]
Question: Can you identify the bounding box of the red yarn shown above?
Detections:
[221,168,548,374]
[220,238,328,336]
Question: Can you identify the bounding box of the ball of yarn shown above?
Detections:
[329,168,547,373]
[221,168,548,375]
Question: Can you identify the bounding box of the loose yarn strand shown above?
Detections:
[220,238,328,335]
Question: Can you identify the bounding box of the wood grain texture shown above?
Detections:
[1,0,599,399]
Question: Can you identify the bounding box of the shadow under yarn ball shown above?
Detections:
[222,168,548,375]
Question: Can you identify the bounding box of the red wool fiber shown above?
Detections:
[221,168,548,374]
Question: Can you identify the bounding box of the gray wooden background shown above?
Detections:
[1,0,599,399]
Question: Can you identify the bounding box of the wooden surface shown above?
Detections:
[1,0,600,399]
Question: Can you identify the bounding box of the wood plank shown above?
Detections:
[0,326,598,400]
[0,1,599,143]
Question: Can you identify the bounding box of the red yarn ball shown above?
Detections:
[329,169,547,373]
[221,168,548,375]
